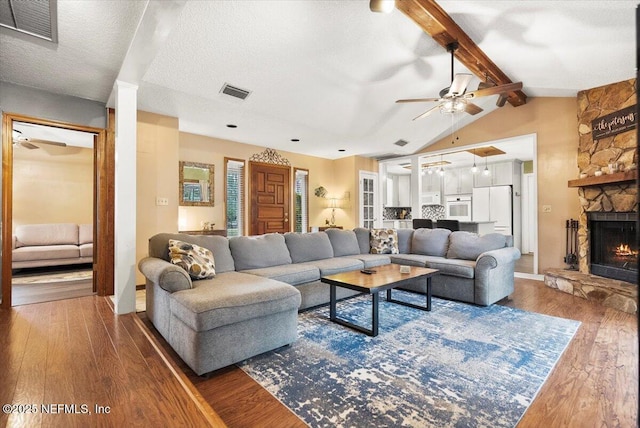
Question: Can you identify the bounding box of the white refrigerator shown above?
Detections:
[472,186,512,235]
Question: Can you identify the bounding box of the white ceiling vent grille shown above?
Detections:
[394,139,409,147]
[220,83,251,100]
[0,0,57,43]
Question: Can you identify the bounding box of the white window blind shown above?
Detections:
[295,170,309,233]
[226,160,244,237]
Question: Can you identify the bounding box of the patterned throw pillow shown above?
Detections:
[168,239,216,279]
[370,229,399,254]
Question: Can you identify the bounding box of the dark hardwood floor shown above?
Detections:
[1,278,637,427]
[141,278,639,428]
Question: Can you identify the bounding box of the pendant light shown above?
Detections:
[471,148,478,173]
[483,156,490,176]
[438,154,445,176]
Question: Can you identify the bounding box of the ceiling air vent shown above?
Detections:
[394,139,409,147]
[0,0,58,43]
[220,83,251,100]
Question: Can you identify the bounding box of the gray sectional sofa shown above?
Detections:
[138,227,520,375]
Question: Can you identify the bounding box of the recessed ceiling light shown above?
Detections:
[338,149,346,152]
[226,124,237,128]
[291,138,300,142]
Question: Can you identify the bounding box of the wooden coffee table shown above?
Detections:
[320,264,439,337]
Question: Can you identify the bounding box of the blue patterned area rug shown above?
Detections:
[239,291,580,427]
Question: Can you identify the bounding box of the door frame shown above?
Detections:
[1,112,113,308]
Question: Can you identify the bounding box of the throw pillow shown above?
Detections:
[168,239,216,279]
[370,229,399,254]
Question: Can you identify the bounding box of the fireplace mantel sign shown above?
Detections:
[591,105,637,140]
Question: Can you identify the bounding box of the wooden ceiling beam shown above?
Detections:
[396,0,527,107]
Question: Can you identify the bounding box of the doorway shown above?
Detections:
[10,122,95,305]
[249,162,291,235]
[359,171,379,229]
[1,112,113,308]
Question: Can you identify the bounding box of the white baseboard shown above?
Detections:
[515,272,544,281]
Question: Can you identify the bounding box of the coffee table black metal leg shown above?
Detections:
[330,284,336,321]
[386,278,432,312]
[371,292,379,337]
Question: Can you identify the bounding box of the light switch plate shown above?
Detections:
[156,197,169,206]
[542,205,551,213]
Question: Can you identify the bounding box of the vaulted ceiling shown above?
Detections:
[0,1,636,159]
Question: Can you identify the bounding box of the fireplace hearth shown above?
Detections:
[588,212,637,283]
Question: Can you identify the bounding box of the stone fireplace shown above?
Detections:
[544,78,638,314]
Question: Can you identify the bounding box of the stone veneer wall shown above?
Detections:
[576,78,638,274]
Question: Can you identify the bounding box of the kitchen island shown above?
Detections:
[455,221,496,235]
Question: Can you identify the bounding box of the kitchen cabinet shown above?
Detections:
[444,167,473,195]
[397,175,411,206]
[385,174,411,206]
[473,161,522,188]
[422,171,441,193]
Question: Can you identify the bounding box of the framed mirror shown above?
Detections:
[179,161,214,206]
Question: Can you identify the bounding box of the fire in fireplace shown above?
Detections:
[588,212,637,283]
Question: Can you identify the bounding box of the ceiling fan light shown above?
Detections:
[369,0,394,13]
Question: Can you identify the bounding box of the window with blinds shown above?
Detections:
[294,169,309,233]
[225,159,245,237]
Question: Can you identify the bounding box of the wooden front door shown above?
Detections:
[250,162,291,235]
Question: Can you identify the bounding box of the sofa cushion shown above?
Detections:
[79,243,93,258]
[411,228,451,257]
[447,232,509,260]
[424,258,476,279]
[342,254,390,268]
[389,253,433,267]
[241,264,320,286]
[169,239,216,279]
[15,223,79,247]
[284,232,334,263]
[149,233,236,273]
[396,229,414,254]
[353,228,371,254]
[300,257,363,276]
[170,272,301,332]
[325,229,361,257]
[230,233,292,271]
[79,224,93,245]
[12,245,80,262]
[370,229,399,254]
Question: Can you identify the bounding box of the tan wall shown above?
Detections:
[13,147,93,230]
[178,134,377,232]
[420,97,580,273]
[136,111,180,284]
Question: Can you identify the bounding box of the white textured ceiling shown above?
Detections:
[1,1,636,160]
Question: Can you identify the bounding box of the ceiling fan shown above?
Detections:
[396,42,523,121]
[12,129,67,150]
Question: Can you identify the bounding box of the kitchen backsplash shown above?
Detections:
[422,204,445,220]
[383,207,412,220]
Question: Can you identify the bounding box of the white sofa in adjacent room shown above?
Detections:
[12,223,93,269]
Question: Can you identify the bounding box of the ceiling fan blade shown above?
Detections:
[448,73,473,96]
[396,97,441,103]
[412,105,440,121]
[20,142,40,150]
[466,81,523,99]
[464,102,483,115]
[29,138,67,147]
